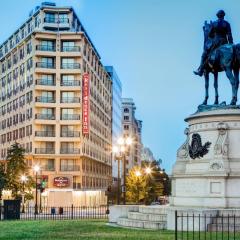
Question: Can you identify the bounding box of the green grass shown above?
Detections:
[0,220,174,240]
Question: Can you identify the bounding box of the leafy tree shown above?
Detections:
[5,143,32,199]
[126,167,150,204]
[142,160,171,198]
[0,163,6,200]
[126,161,171,205]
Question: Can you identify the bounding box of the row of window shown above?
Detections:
[1,125,32,144]
[90,101,111,126]
[82,142,111,164]
[1,109,32,130]
[1,91,33,116]
[1,73,33,103]
[1,142,32,158]
[82,42,111,91]
[1,42,32,73]
[36,40,81,52]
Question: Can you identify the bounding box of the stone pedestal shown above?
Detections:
[171,108,240,208]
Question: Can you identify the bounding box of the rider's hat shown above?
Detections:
[216,10,225,18]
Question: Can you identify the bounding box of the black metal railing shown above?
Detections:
[36,62,55,69]
[36,96,55,103]
[35,114,55,120]
[36,45,55,51]
[44,17,69,24]
[60,97,80,103]
[41,165,55,171]
[61,46,80,52]
[60,80,80,86]
[60,148,80,154]
[61,114,80,120]
[35,148,55,154]
[61,131,80,137]
[0,205,108,221]
[61,63,80,69]
[60,165,80,171]
[175,211,240,240]
[35,131,55,137]
[36,79,55,86]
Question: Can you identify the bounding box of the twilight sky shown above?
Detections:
[1,0,240,172]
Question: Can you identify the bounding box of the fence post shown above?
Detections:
[175,210,178,240]
[71,204,73,220]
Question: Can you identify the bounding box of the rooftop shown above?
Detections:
[0,2,101,59]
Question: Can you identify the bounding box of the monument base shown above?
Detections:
[171,108,240,209]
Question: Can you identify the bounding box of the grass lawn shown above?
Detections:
[0,219,174,240]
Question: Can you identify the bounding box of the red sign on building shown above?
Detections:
[82,73,90,135]
[53,177,70,188]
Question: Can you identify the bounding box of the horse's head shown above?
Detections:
[203,21,212,38]
[203,21,213,48]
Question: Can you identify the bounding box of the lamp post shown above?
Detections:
[113,136,132,205]
[33,165,40,215]
[20,175,27,213]
[114,137,132,205]
[112,145,125,205]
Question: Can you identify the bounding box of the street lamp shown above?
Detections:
[145,167,152,175]
[135,170,141,177]
[33,165,40,215]
[112,143,125,205]
[113,136,132,205]
[20,175,27,213]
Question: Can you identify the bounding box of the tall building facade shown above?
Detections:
[122,98,142,173]
[0,3,112,206]
[105,66,122,183]
[141,147,156,162]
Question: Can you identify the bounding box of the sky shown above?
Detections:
[1,0,240,172]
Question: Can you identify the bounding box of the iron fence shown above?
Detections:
[0,204,108,221]
[175,211,240,240]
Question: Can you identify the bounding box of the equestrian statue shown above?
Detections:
[194,10,240,106]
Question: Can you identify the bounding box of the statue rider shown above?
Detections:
[194,10,233,76]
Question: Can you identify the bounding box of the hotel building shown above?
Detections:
[122,98,142,173]
[0,2,112,206]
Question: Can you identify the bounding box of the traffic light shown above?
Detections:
[40,176,47,193]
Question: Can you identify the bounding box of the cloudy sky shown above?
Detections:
[1,0,240,172]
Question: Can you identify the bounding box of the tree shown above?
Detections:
[126,167,150,204]
[124,161,171,205]
[0,163,6,200]
[5,143,30,199]
[142,160,171,202]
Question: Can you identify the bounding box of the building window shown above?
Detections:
[59,13,68,23]
[37,40,55,51]
[61,58,79,69]
[45,13,55,23]
[46,159,54,171]
[124,108,129,113]
[62,41,79,52]
[124,125,129,130]
[124,116,129,120]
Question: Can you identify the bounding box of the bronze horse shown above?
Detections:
[201,21,239,105]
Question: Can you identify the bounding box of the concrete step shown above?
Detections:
[128,211,167,222]
[117,217,167,230]
[208,223,240,232]
[139,205,168,215]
